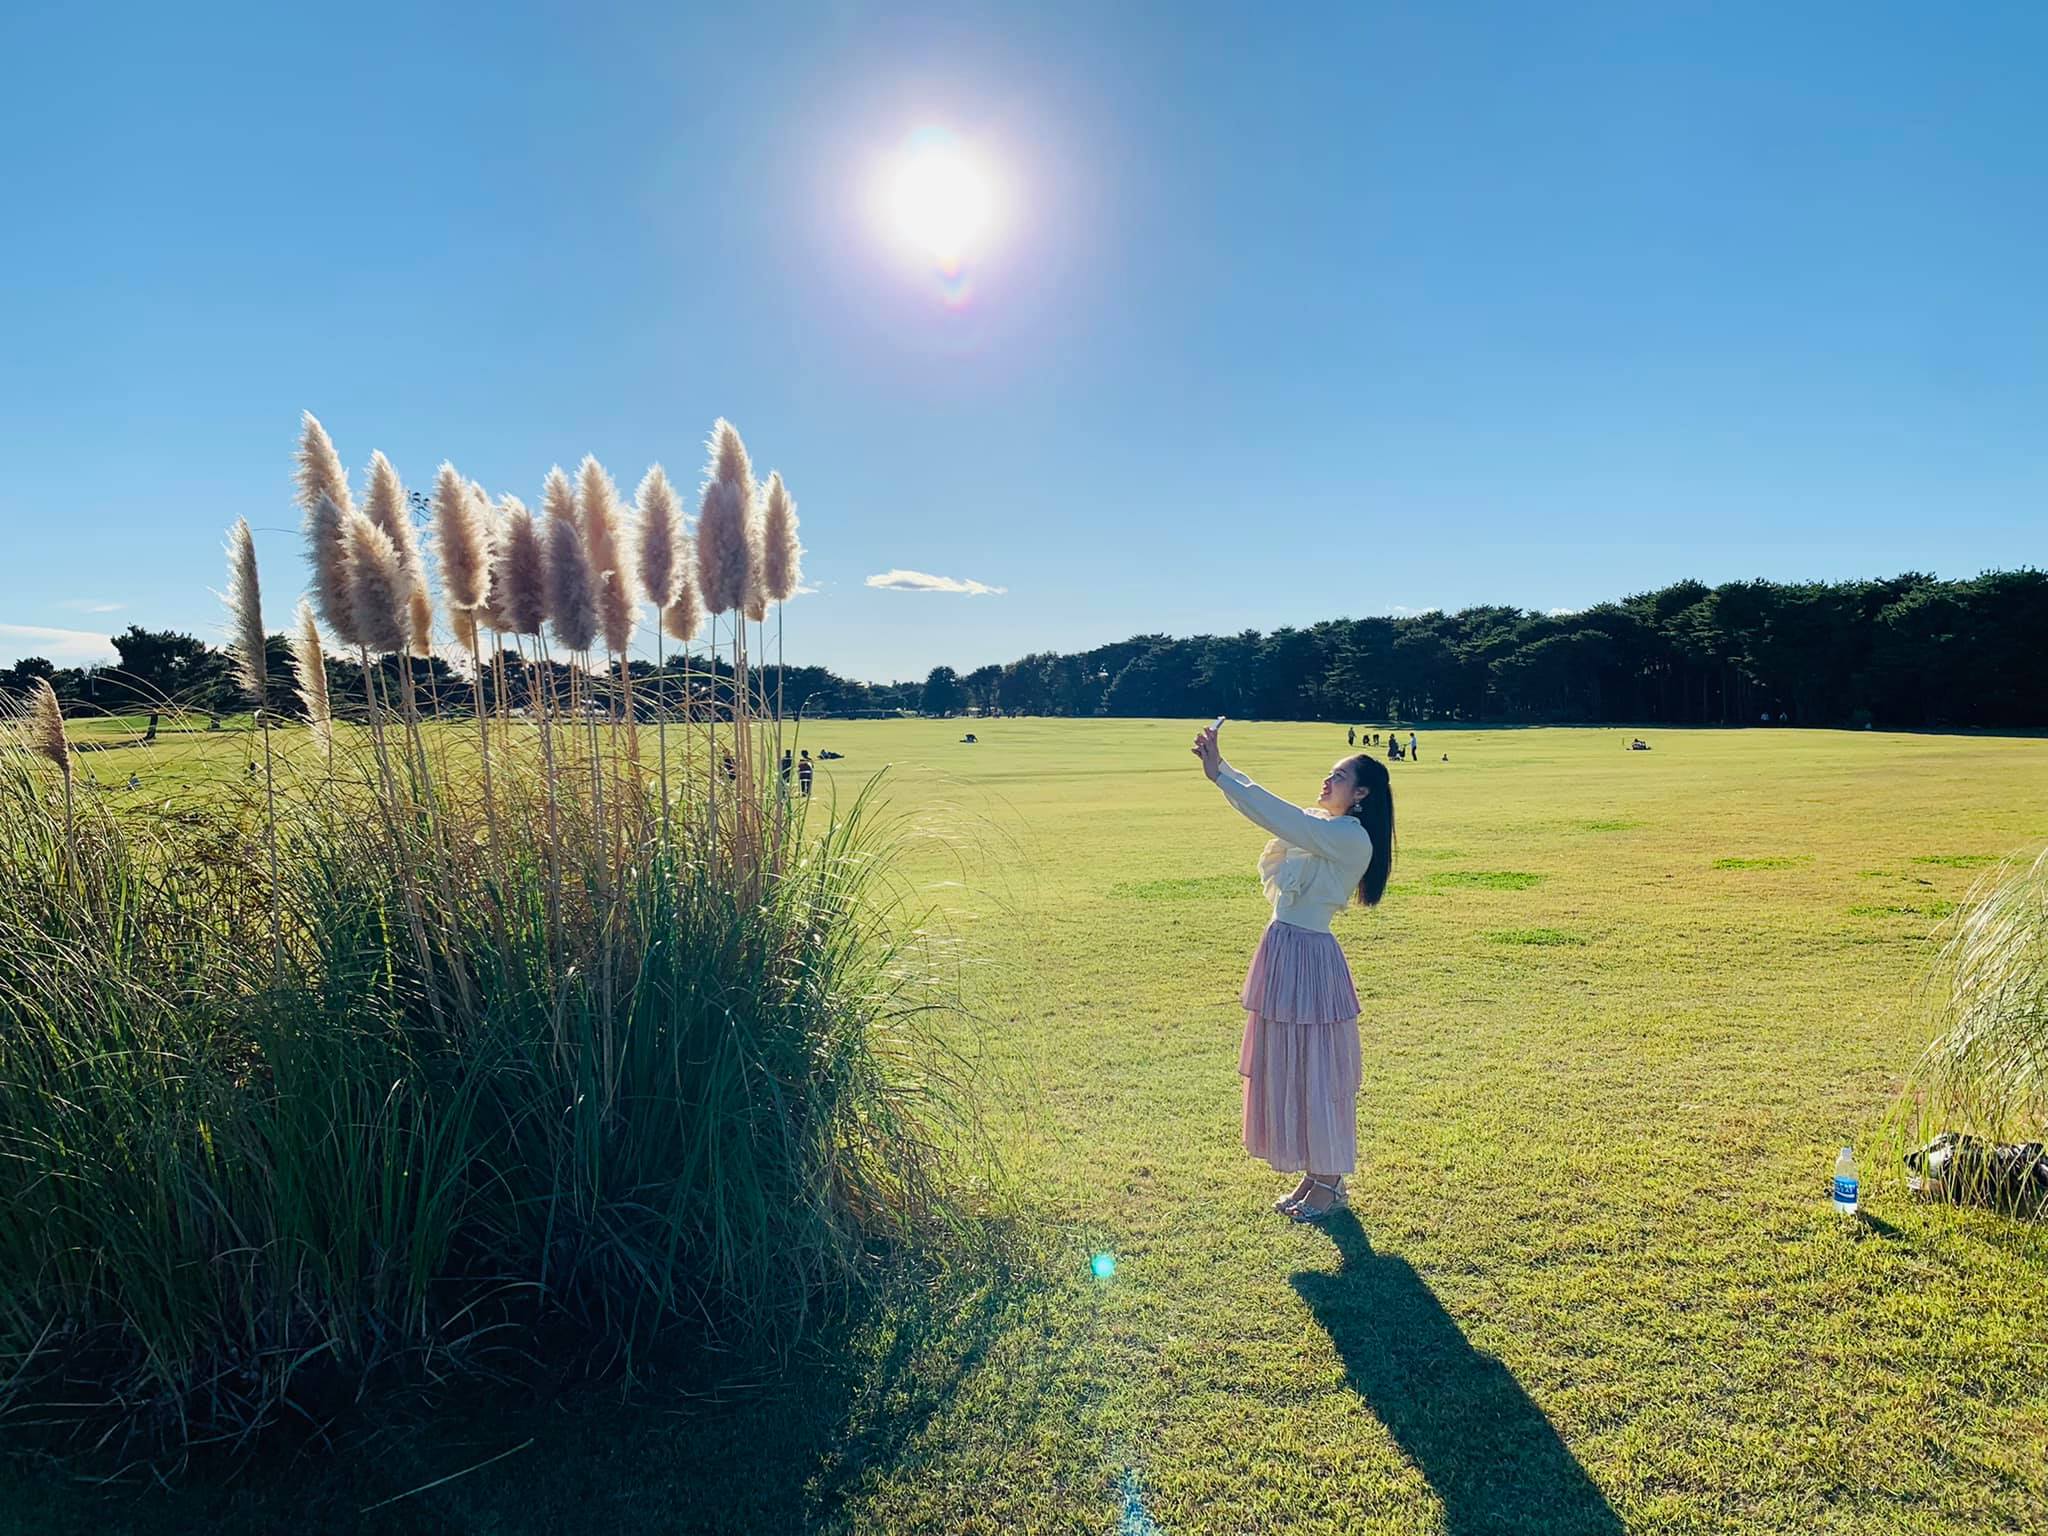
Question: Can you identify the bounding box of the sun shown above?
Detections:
[882,129,999,268]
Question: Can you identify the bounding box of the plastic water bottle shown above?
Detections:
[1832,1146,1860,1216]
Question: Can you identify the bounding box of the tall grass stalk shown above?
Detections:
[225,517,282,978]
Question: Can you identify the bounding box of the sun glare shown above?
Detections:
[882,128,1000,270]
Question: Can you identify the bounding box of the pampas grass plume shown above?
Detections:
[711,418,754,502]
[544,468,598,652]
[290,600,333,756]
[345,512,411,655]
[695,480,749,617]
[296,412,354,519]
[365,451,432,654]
[578,455,638,655]
[663,565,703,646]
[434,461,492,614]
[28,677,69,779]
[225,518,269,708]
[468,482,506,631]
[634,465,681,611]
[742,491,769,625]
[297,413,358,645]
[698,419,760,620]
[495,496,548,636]
[761,471,801,603]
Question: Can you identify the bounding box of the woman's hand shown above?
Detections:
[1191,722,1223,781]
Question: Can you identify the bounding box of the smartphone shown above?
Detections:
[1210,716,1226,733]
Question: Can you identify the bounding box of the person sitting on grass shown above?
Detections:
[1193,720,1395,1223]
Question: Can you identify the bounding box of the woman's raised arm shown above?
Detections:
[1213,761,1372,864]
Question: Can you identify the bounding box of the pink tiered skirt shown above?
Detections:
[1238,920,1362,1174]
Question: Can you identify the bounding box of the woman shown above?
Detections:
[1192,722,1395,1221]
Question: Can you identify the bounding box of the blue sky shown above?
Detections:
[2,1,2041,680]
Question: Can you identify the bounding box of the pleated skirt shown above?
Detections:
[1238,919,1362,1174]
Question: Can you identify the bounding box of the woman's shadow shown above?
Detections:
[1291,1212,1622,1535]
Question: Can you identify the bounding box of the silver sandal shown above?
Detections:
[1288,1177,1348,1224]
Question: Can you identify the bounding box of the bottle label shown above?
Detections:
[1832,1176,1858,1205]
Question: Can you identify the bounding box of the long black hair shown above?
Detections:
[1337,753,1395,906]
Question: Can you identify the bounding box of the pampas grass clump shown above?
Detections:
[1906,848,2048,1148]
[0,415,968,1461]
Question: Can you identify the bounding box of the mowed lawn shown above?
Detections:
[13,719,2048,1535]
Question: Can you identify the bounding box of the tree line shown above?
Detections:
[930,570,2048,727]
[0,625,933,721]
[7,570,2045,729]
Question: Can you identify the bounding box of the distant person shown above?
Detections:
[1440,753,1448,762]
[723,751,737,783]
[1388,737,1402,761]
[1192,719,1393,1225]
[1347,727,1356,747]
[1408,731,1418,760]
[1779,711,1788,723]
[798,750,813,797]
[127,772,140,790]
[780,749,793,787]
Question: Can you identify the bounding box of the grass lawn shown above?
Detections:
[10,719,2048,1534]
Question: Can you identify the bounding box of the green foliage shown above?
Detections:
[1487,927,1588,946]
[1712,855,1810,870]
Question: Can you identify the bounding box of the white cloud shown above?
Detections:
[0,623,119,667]
[57,599,123,614]
[865,569,1006,596]
[1546,606,1583,617]
[1386,604,1437,618]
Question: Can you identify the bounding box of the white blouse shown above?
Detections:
[1214,760,1373,933]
